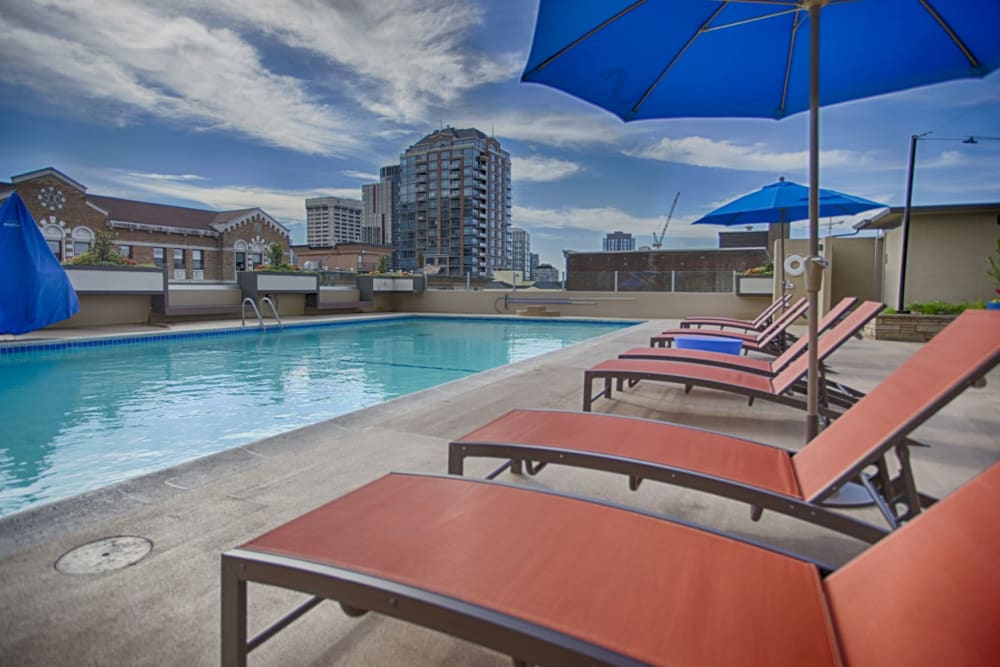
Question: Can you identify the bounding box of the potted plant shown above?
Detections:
[735,261,774,296]
[63,231,164,293]
[987,239,1000,311]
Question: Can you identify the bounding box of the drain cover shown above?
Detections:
[55,536,153,575]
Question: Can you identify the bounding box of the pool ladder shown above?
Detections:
[241,297,282,330]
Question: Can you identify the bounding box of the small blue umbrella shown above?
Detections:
[0,192,80,334]
[521,0,1000,440]
[692,178,886,228]
[692,177,886,293]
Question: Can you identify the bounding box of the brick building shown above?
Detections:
[565,247,769,291]
[1,167,291,282]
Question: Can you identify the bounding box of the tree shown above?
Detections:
[268,243,283,268]
[376,254,389,273]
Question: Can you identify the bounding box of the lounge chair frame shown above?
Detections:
[449,411,914,544]
[679,292,791,332]
[585,300,885,415]
[221,474,833,667]
[453,310,1000,544]
[223,463,1000,665]
[650,297,808,353]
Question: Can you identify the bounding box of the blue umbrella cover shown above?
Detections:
[0,192,80,334]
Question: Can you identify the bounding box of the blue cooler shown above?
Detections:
[674,336,743,355]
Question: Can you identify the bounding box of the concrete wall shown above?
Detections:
[896,213,999,305]
[50,295,151,328]
[391,289,772,320]
[827,236,881,303]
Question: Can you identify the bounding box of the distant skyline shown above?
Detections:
[1,0,998,268]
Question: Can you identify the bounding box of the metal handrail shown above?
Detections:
[241,297,264,328]
[260,296,283,330]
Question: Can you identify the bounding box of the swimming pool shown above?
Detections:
[0,316,634,517]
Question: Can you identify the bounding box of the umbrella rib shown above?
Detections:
[528,0,647,73]
[918,0,983,71]
[631,3,728,115]
[778,10,804,118]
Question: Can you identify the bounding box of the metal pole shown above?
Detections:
[805,2,821,442]
[897,133,919,311]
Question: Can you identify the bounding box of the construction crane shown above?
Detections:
[652,192,680,249]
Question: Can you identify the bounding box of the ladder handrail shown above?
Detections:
[241,297,264,328]
[260,296,283,330]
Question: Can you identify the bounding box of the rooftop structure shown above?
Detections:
[306,196,363,247]
[1,167,290,280]
[397,127,512,277]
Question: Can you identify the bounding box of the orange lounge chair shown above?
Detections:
[450,309,1000,542]
[583,301,883,416]
[679,292,791,332]
[622,297,866,376]
[221,462,1000,666]
[651,297,807,354]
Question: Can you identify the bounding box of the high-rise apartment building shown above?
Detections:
[510,227,530,279]
[603,231,635,252]
[398,127,511,276]
[529,252,540,281]
[305,196,363,246]
[361,165,400,246]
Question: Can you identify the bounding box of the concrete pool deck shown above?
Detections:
[1,314,998,665]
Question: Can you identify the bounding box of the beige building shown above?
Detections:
[1,167,291,282]
[856,203,1000,308]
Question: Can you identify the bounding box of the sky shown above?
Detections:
[1,0,998,269]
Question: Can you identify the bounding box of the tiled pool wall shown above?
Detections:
[1,315,640,357]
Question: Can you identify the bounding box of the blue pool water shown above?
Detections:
[0,316,633,517]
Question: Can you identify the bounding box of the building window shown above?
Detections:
[235,251,246,271]
[153,247,165,267]
[250,252,263,268]
[191,249,204,270]
[43,225,64,259]
[173,248,185,267]
[71,227,93,256]
[117,244,132,258]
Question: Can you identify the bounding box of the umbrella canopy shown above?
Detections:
[692,177,886,307]
[691,178,886,228]
[0,192,80,334]
[521,0,1000,440]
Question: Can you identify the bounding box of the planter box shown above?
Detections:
[870,313,957,342]
[65,266,165,295]
[237,271,318,294]
[735,275,773,296]
[357,275,426,301]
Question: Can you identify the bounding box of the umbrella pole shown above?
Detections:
[779,213,786,310]
[806,2,821,442]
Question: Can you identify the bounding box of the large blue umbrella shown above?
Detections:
[692,177,886,293]
[0,192,80,334]
[521,0,1000,440]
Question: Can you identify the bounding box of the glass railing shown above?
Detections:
[566,270,737,293]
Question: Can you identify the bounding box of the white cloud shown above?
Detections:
[199,0,521,123]
[625,136,863,171]
[341,170,379,182]
[108,171,359,222]
[486,110,626,148]
[0,1,362,156]
[126,172,206,182]
[512,156,583,182]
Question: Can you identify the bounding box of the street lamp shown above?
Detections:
[897,133,998,311]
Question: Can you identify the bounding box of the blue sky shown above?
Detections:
[1,0,998,268]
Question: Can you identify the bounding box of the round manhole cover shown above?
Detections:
[55,536,153,575]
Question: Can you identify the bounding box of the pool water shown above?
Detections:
[0,316,633,517]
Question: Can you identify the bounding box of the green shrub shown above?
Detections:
[901,300,985,315]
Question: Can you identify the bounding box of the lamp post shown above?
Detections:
[896,133,995,311]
